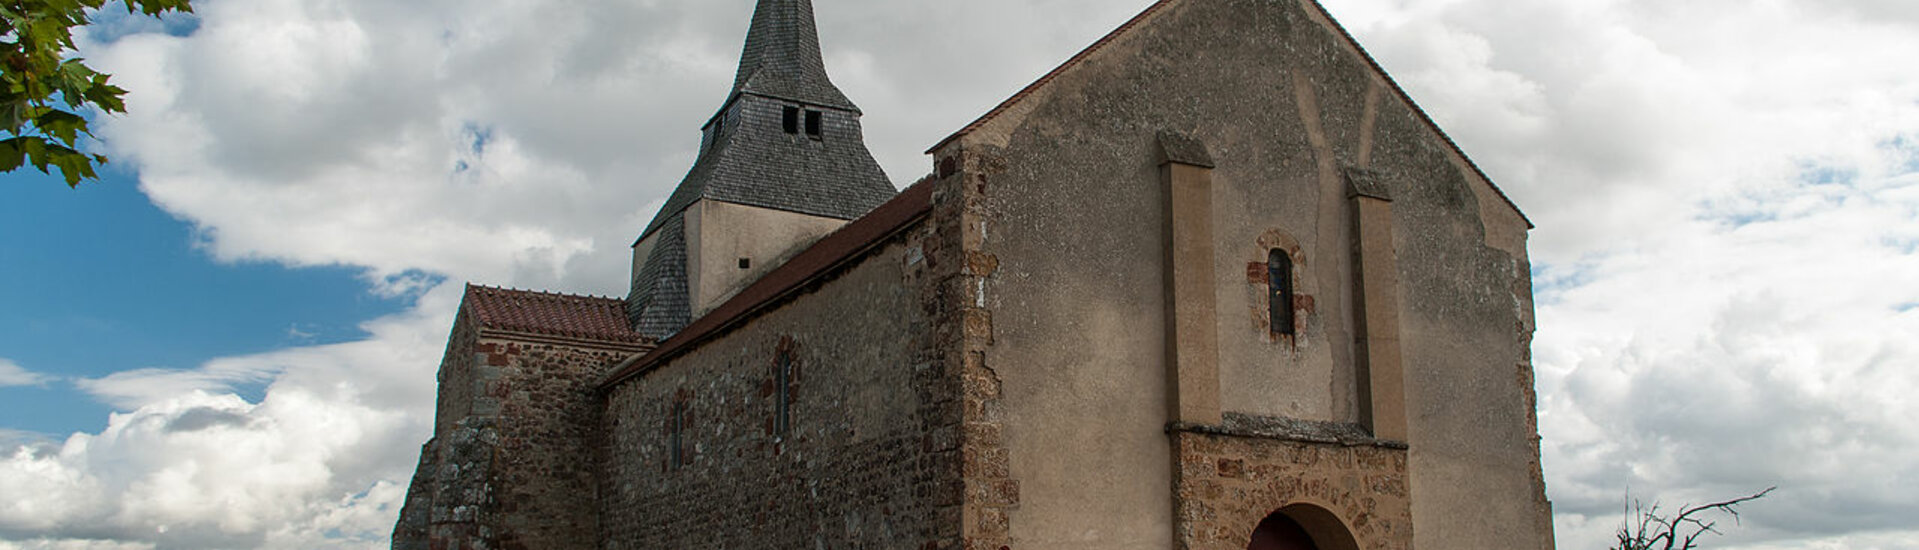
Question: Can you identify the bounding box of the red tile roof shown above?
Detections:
[463,284,649,344]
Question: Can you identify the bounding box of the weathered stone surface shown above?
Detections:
[1171,430,1412,550]
[928,0,1550,547]
[599,220,965,549]
[395,297,648,550]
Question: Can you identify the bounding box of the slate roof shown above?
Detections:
[636,101,896,242]
[625,0,896,339]
[626,214,692,340]
[464,285,648,344]
[733,0,856,111]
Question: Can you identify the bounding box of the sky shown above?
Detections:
[0,0,1915,548]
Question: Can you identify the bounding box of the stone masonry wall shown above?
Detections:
[481,337,636,549]
[931,0,1551,547]
[395,312,645,550]
[395,310,484,550]
[435,313,481,435]
[599,216,966,549]
[933,151,1022,550]
[1172,427,1411,550]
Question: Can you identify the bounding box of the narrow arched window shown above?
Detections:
[1268,249,1295,336]
[669,401,689,470]
[775,350,793,438]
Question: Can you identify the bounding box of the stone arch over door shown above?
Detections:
[1246,504,1361,550]
[1247,512,1314,550]
[1169,433,1412,549]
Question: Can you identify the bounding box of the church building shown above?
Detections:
[393,0,1556,548]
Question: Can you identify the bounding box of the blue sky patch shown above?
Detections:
[0,169,411,435]
[465,123,495,157]
[1883,135,1919,174]
[84,6,201,44]
[1696,160,1870,229]
[1797,162,1858,187]
[1530,261,1595,305]
[1891,237,1919,255]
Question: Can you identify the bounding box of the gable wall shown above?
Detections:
[398,305,646,550]
[938,0,1548,547]
[432,310,482,436]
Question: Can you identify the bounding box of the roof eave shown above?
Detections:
[600,176,938,390]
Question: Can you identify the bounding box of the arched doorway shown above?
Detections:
[1245,505,1361,550]
[1247,513,1317,550]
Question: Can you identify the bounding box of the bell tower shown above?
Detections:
[625,0,896,340]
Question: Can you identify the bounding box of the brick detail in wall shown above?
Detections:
[1171,431,1412,550]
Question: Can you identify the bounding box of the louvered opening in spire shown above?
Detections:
[732,0,856,110]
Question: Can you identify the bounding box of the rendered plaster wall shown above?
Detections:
[684,199,849,317]
[599,221,966,549]
[936,0,1549,547]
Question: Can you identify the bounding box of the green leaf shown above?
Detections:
[0,0,193,187]
[32,108,88,146]
[0,137,30,172]
[46,144,98,187]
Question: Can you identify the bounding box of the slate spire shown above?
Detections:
[732,0,856,110]
[625,0,895,339]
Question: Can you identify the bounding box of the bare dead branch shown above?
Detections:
[1611,487,1774,550]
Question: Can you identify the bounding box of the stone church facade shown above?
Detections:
[393,0,1555,548]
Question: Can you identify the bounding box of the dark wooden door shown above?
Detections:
[1247,513,1318,550]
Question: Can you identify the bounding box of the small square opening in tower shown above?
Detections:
[782,106,800,134]
[804,110,822,138]
[738,258,751,269]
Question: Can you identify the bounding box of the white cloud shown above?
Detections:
[82,0,1160,296]
[1336,0,1919,263]
[4,0,1915,548]
[1323,0,1919,548]
[0,539,154,550]
[0,286,456,549]
[0,360,54,388]
[1533,168,1919,547]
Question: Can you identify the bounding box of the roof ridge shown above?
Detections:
[922,0,1532,228]
[1297,0,1532,227]
[467,283,624,303]
[463,284,647,344]
[927,0,1178,154]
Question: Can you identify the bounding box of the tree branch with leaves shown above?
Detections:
[1613,487,1776,550]
[1,0,192,187]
